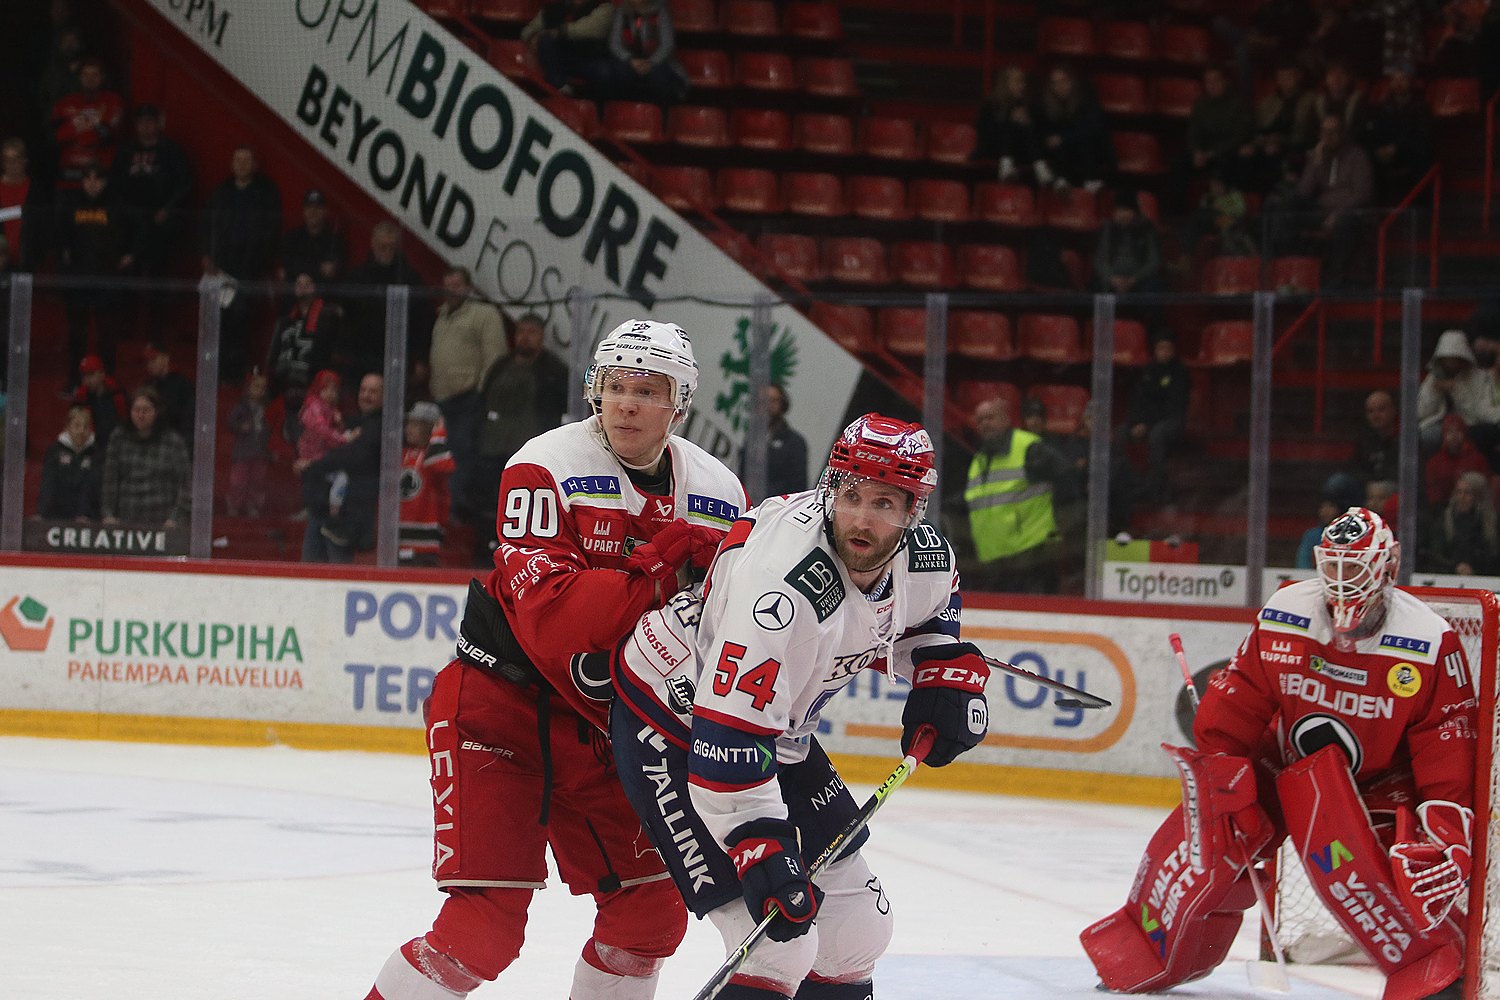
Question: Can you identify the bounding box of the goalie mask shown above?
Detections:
[818,414,938,533]
[1313,506,1400,635]
[585,319,698,466]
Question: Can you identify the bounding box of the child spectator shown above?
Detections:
[142,342,194,445]
[296,369,350,468]
[72,354,126,440]
[398,402,455,566]
[1425,413,1490,509]
[226,371,272,518]
[100,386,190,527]
[1423,470,1500,576]
[974,65,1041,182]
[38,405,102,520]
[1182,172,1257,261]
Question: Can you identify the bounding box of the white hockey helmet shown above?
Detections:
[585,319,698,427]
[1313,506,1400,634]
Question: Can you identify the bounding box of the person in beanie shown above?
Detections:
[398,401,454,566]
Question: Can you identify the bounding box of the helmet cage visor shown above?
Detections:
[819,468,924,530]
[1312,509,1397,633]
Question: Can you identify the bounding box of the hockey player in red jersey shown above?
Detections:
[363,320,747,1000]
[1082,507,1477,1000]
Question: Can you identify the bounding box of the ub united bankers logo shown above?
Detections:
[785,549,845,622]
[753,591,794,631]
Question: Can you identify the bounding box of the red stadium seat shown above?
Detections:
[652,166,717,213]
[542,96,599,140]
[783,172,848,216]
[859,117,920,160]
[950,311,1017,361]
[975,183,1039,226]
[810,302,877,355]
[1042,188,1101,231]
[878,307,931,357]
[489,39,538,81]
[678,49,732,90]
[1428,77,1480,117]
[1029,384,1091,434]
[823,237,890,285]
[1158,24,1211,65]
[784,1,842,40]
[911,178,971,222]
[846,175,911,220]
[613,159,652,188]
[958,244,1024,292]
[1038,17,1096,56]
[668,105,731,148]
[799,57,859,97]
[1269,255,1322,293]
[757,233,822,282]
[1153,77,1204,117]
[717,167,782,213]
[602,101,664,144]
[1202,256,1260,294]
[1195,321,1254,366]
[1101,21,1154,61]
[925,121,977,163]
[1112,319,1150,366]
[669,0,717,32]
[890,241,957,288]
[955,380,1021,422]
[472,0,536,20]
[1094,74,1151,115]
[736,51,798,91]
[1019,314,1088,364]
[731,108,792,151]
[722,0,780,37]
[793,113,855,155]
[706,229,756,268]
[1111,131,1166,175]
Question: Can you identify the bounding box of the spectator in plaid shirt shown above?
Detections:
[101,385,190,526]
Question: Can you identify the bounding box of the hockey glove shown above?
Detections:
[727,818,824,942]
[626,519,722,582]
[902,643,990,767]
[1162,744,1274,872]
[1390,800,1473,931]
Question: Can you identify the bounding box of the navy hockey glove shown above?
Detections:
[903,642,990,767]
[728,818,825,941]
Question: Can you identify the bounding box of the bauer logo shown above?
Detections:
[0,595,55,652]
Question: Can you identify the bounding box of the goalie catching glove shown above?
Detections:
[903,643,990,767]
[728,818,824,941]
[1389,800,1473,931]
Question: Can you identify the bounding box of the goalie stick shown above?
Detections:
[688,725,938,1000]
[981,653,1111,710]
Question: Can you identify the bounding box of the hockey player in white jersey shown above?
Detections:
[604,413,992,1000]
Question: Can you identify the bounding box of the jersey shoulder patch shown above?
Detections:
[906,521,952,573]
[784,546,846,623]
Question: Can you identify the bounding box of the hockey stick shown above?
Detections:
[1168,633,1289,993]
[980,654,1111,710]
[688,725,937,1000]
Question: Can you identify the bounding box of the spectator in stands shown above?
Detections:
[1035,64,1112,192]
[226,370,272,518]
[73,355,126,441]
[1054,400,1136,538]
[1294,494,1343,568]
[101,385,190,528]
[202,145,282,383]
[1241,63,1319,193]
[1267,113,1374,287]
[37,404,102,521]
[739,382,809,500]
[57,161,139,378]
[1363,65,1434,203]
[1180,66,1254,204]
[1373,0,1424,78]
[1422,470,1500,575]
[280,188,345,287]
[522,0,614,95]
[963,394,1064,593]
[110,105,192,293]
[300,373,384,562]
[1367,477,1399,518]
[398,401,454,567]
[974,65,1041,183]
[50,56,125,189]
[430,266,506,522]
[1418,329,1500,452]
[343,220,426,376]
[1093,189,1165,296]
[267,272,341,444]
[1324,388,1400,502]
[1425,412,1490,509]
[1120,331,1191,504]
[39,25,85,121]
[142,342,194,445]
[296,369,351,473]
[602,0,689,105]
[0,138,42,270]
[1179,170,1257,265]
[1313,60,1368,136]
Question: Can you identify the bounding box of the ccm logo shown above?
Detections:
[914,664,986,689]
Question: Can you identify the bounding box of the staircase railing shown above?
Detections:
[1373,164,1441,364]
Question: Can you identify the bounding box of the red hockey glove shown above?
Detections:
[626,519,719,581]
[727,818,824,942]
[1162,744,1274,873]
[1390,800,1473,931]
[902,643,990,767]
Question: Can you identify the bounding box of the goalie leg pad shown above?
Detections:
[1276,746,1462,1000]
[1080,804,1257,992]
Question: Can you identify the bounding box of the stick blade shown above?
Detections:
[1246,959,1290,994]
[1056,694,1112,710]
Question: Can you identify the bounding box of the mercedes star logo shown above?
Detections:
[752,591,794,631]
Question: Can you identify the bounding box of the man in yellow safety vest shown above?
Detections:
[963,394,1063,592]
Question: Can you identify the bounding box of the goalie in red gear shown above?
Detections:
[1081,507,1478,1000]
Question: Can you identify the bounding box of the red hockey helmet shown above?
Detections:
[1313,506,1400,634]
[820,414,938,529]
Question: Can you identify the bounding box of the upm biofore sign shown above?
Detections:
[143,0,861,480]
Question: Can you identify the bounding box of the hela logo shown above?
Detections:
[1308,839,1354,874]
[0,595,54,651]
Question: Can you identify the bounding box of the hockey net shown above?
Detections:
[1265,587,1500,998]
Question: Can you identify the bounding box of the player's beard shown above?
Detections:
[834,522,904,574]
